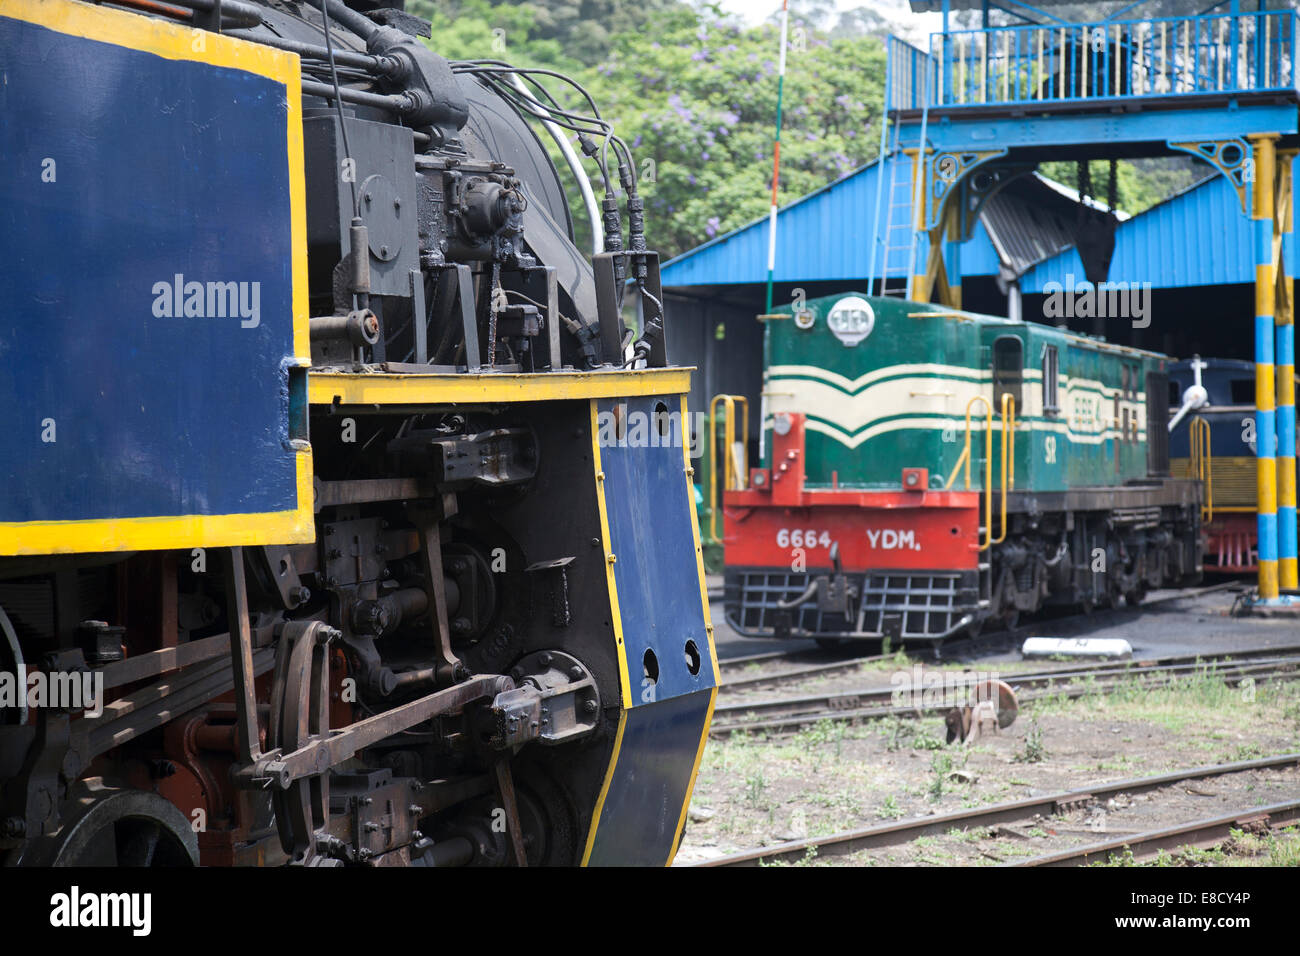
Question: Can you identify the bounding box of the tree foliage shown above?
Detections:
[414,0,886,257]
[411,0,1213,258]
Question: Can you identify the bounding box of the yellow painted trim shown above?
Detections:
[0,450,314,555]
[667,686,716,866]
[1258,457,1279,513]
[309,368,693,407]
[579,708,627,866]
[1259,560,1280,600]
[1280,457,1298,509]
[1281,557,1298,591]
[1257,264,1276,315]
[589,400,631,707]
[4,0,300,83]
[1257,363,1277,412]
[666,393,721,864]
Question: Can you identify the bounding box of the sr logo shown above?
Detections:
[827,295,875,347]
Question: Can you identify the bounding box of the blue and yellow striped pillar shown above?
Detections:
[1276,148,1297,591]
[944,198,962,310]
[1250,133,1281,601]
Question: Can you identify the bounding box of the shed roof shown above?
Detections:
[659,156,1089,289]
[1018,163,1300,293]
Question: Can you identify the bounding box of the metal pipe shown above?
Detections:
[163,0,262,27]
[227,29,393,74]
[303,0,377,42]
[300,77,410,114]
[505,74,602,258]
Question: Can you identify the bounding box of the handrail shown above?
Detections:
[943,393,1014,550]
[894,9,1299,109]
[708,394,749,542]
[990,391,1016,547]
[1190,415,1214,523]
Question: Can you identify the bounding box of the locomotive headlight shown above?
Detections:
[773,413,792,436]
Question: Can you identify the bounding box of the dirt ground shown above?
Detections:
[677,670,1300,866]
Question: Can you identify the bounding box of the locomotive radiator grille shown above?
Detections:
[724,569,977,640]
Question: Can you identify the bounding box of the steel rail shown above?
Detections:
[709,657,1300,736]
[1013,799,1300,866]
[715,580,1245,684]
[720,638,1300,696]
[715,652,1300,723]
[692,752,1300,866]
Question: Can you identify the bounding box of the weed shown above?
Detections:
[1015,718,1047,763]
[876,794,905,820]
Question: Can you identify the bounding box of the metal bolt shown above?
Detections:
[364,822,380,832]
[539,653,552,666]
[584,699,598,715]
[289,585,311,605]
[408,805,422,816]
[569,665,583,680]
[1,817,25,838]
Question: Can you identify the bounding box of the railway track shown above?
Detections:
[716,580,1246,692]
[691,752,1300,867]
[710,649,1300,736]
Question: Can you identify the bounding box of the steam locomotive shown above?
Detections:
[723,293,1203,645]
[0,0,716,866]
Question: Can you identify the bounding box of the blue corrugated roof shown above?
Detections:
[1022,159,1299,293]
[663,152,1292,293]
[660,154,1000,287]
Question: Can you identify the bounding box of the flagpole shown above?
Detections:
[764,0,790,313]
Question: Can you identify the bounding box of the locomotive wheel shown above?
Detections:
[24,781,198,867]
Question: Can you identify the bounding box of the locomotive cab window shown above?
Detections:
[992,336,1023,414]
[1041,344,1060,414]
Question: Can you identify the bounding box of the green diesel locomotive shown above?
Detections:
[723,293,1203,644]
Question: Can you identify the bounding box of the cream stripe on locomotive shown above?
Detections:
[764,367,1146,450]
[767,363,1140,403]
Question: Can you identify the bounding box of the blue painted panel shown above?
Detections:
[0,16,298,523]
[586,688,713,866]
[598,396,717,704]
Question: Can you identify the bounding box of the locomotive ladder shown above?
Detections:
[869,77,930,299]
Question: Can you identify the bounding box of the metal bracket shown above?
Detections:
[924,148,1009,230]
[1167,138,1252,214]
